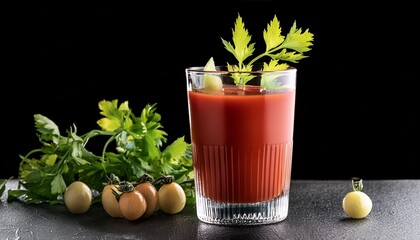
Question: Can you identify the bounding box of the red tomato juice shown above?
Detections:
[188,87,295,203]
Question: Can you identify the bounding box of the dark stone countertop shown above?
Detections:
[1,179,419,240]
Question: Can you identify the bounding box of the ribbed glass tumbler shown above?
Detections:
[186,66,297,225]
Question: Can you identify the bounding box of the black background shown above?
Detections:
[3,1,419,180]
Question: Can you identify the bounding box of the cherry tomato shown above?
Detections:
[64,181,92,214]
[135,174,159,218]
[343,191,372,219]
[158,176,186,214]
[118,181,147,221]
[102,184,122,218]
[101,173,122,217]
[342,178,372,219]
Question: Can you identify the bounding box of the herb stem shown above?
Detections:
[101,131,121,162]
[248,45,284,66]
[248,52,268,66]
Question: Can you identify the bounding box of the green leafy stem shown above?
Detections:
[7,100,195,205]
[217,14,314,87]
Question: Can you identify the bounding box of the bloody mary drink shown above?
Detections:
[189,86,295,203]
[186,67,297,225]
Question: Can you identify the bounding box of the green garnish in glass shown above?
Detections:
[205,14,314,89]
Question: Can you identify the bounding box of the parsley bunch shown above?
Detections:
[8,99,194,204]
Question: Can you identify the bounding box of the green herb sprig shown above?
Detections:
[216,14,314,86]
[7,99,195,205]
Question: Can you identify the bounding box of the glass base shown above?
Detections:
[195,190,289,226]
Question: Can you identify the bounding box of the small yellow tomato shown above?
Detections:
[102,184,122,218]
[158,177,186,214]
[343,191,372,219]
[119,189,147,221]
[64,181,92,214]
[342,178,372,219]
[135,182,159,218]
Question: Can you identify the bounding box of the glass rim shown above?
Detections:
[186,66,297,74]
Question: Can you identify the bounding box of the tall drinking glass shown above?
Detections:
[186,66,297,225]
